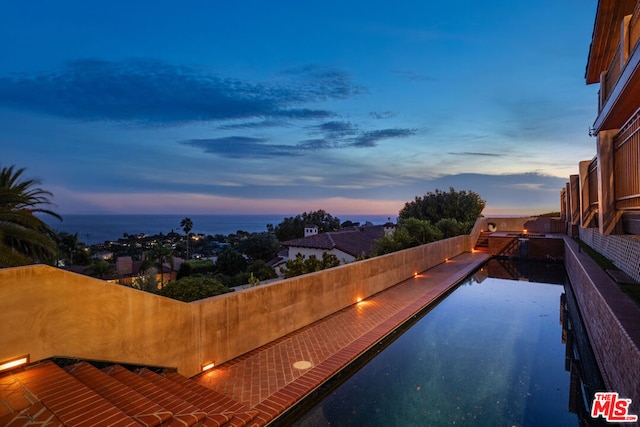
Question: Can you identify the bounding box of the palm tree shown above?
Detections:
[0,165,61,267]
[56,231,89,266]
[88,259,114,280]
[180,217,193,260]
[149,244,173,288]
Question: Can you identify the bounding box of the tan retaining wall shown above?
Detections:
[0,235,470,377]
[564,237,640,415]
[472,216,564,236]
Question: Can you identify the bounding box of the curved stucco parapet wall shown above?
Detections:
[0,235,471,377]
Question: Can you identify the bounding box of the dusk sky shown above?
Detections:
[1,0,598,216]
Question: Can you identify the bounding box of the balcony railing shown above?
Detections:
[614,108,640,209]
[602,47,622,109]
[631,2,640,50]
[599,7,640,111]
[588,156,599,209]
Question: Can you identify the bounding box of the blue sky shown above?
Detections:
[1,0,598,216]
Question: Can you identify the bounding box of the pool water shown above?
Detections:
[292,260,599,426]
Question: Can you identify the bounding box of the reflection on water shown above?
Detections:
[291,260,604,427]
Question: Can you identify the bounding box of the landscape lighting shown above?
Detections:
[201,361,215,372]
[0,355,29,372]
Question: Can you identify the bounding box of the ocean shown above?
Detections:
[43,214,394,245]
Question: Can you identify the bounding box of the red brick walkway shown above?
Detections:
[196,251,490,426]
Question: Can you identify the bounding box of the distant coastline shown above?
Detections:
[43,214,395,245]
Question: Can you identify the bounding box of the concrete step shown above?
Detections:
[164,372,259,426]
[104,365,207,427]
[65,362,172,427]
[474,231,491,250]
[0,360,260,426]
[1,361,139,426]
[136,368,229,427]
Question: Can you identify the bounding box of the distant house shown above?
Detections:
[64,255,180,288]
[304,224,319,237]
[116,255,181,287]
[282,223,395,264]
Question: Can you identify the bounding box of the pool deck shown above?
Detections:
[196,250,491,426]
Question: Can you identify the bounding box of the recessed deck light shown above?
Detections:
[201,361,215,372]
[293,361,313,370]
[0,355,29,372]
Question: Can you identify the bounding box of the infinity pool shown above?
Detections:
[291,260,602,426]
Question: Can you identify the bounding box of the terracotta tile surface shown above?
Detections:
[2,362,137,427]
[196,251,490,425]
[66,362,172,427]
[104,365,206,426]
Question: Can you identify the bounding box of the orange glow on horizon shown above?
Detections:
[53,187,405,216]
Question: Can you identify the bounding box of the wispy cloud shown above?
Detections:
[308,120,358,137]
[370,111,397,119]
[180,124,416,159]
[447,151,506,157]
[349,128,416,147]
[180,137,299,159]
[501,182,548,191]
[0,59,360,125]
[306,120,416,148]
[277,65,366,101]
[217,120,289,130]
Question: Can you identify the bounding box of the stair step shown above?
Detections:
[167,372,259,426]
[2,361,138,426]
[138,369,250,427]
[66,362,173,427]
[105,365,206,426]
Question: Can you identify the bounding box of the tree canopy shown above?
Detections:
[157,276,232,302]
[375,218,443,255]
[274,210,341,241]
[0,165,61,267]
[280,252,341,278]
[399,187,485,226]
[376,188,486,255]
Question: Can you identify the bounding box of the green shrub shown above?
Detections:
[157,276,232,302]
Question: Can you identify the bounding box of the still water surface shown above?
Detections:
[294,261,588,426]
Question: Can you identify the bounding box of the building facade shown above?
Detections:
[565,0,640,237]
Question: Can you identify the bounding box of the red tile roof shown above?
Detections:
[282,225,386,257]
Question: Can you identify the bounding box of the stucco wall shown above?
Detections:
[0,234,470,377]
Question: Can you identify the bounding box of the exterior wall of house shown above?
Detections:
[574,1,640,235]
[287,246,355,263]
[0,234,471,378]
